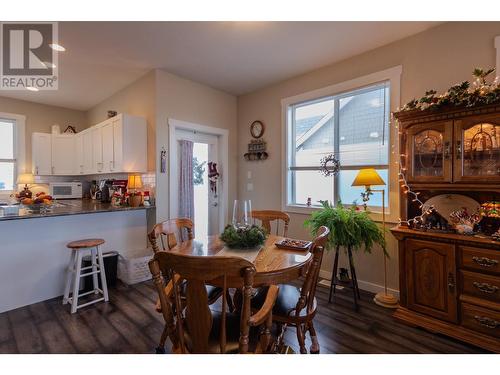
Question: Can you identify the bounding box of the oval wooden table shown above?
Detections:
[168,234,312,288]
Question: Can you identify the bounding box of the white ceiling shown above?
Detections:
[0,21,441,111]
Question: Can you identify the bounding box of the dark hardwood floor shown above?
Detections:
[0,280,488,354]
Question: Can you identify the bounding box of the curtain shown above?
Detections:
[178,140,195,225]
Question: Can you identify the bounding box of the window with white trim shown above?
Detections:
[286,82,390,209]
[0,118,18,192]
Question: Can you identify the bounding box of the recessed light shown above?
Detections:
[26,86,39,92]
[49,43,66,52]
[42,61,56,69]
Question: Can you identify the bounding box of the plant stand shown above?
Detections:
[328,245,361,311]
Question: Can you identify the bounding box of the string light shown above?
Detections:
[395,117,434,227]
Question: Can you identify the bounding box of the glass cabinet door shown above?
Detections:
[454,117,500,182]
[406,121,452,182]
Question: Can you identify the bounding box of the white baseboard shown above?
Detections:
[318,270,400,298]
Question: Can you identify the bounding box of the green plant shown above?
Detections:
[304,200,388,256]
[220,224,267,248]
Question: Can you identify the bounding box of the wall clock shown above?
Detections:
[250,120,265,139]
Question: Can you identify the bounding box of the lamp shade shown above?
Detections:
[16,173,34,185]
[127,174,143,189]
[351,168,385,187]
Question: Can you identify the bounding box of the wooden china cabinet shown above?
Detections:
[392,103,500,353]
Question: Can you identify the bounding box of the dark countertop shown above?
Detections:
[0,199,154,221]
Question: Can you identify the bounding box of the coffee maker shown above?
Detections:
[99,179,114,203]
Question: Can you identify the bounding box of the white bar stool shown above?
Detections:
[63,238,109,314]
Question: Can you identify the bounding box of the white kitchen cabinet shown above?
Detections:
[91,125,103,173]
[101,121,114,173]
[32,133,52,175]
[31,113,147,176]
[76,129,93,174]
[52,134,76,175]
[93,113,147,174]
[76,132,84,174]
[82,130,93,174]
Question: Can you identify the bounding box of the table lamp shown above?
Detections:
[352,168,398,309]
[17,173,35,199]
[127,174,143,207]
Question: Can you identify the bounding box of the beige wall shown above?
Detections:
[155,69,238,222]
[236,22,500,293]
[0,96,87,173]
[86,70,157,172]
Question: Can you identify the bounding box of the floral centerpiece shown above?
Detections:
[219,224,267,249]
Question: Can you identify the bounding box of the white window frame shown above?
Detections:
[281,66,402,223]
[0,112,26,197]
[495,36,500,75]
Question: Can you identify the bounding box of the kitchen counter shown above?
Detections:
[0,199,154,221]
[0,198,155,313]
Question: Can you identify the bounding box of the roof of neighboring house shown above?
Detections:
[295,90,386,149]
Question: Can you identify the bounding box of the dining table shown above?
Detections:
[167,234,312,288]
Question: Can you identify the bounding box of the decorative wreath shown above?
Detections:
[319,154,341,177]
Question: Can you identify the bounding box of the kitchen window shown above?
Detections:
[0,113,26,195]
[282,67,401,219]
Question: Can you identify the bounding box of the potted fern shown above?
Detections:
[304,200,387,308]
[304,200,387,256]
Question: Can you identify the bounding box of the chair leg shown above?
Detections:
[308,321,320,354]
[155,325,169,354]
[91,247,99,294]
[296,323,307,354]
[70,251,83,314]
[63,251,76,305]
[96,246,109,302]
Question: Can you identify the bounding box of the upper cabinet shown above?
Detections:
[32,113,147,176]
[406,120,452,183]
[32,133,52,176]
[398,105,500,184]
[453,113,500,183]
[52,134,76,175]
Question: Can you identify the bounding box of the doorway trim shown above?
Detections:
[168,118,229,233]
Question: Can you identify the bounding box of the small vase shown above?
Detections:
[129,195,142,207]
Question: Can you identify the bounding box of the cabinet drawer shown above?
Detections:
[461,270,500,304]
[461,303,500,339]
[460,246,500,275]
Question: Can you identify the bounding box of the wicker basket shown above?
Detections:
[117,249,152,285]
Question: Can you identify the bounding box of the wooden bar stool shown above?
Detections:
[63,238,109,314]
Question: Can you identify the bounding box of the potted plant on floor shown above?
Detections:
[304,200,387,309]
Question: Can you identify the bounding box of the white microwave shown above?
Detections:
[49,182,83,199]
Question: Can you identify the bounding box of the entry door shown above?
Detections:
[175,129,220,238]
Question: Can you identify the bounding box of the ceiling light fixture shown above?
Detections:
[49,43,66,52]
[26,86,39,92]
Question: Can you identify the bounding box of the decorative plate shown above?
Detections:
[421,194,480,221]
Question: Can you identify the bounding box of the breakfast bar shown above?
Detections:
[0,200,154,313]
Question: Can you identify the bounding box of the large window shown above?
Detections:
[0,113,25,195]
[0,119,17,192]
[286,82,390,210]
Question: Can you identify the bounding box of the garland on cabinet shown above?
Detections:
[396,67,500,113]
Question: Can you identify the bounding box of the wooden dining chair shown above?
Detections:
[147,217,233,347]
[252,226,329,354]
[251,210,290,237]
[149,252,279,354]
[148,218,194,253]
